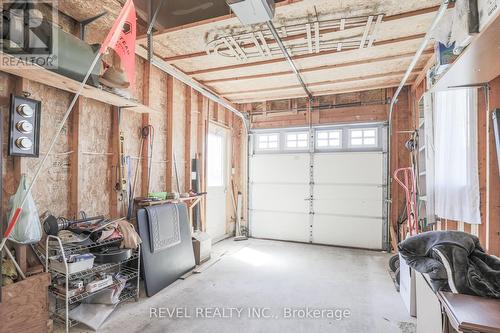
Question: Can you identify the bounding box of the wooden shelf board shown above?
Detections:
[433,11,500,91]
[0,52,160,115]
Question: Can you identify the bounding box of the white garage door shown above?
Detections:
[250,153,310,242]
[249,125,387,250]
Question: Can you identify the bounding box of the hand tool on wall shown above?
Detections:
[116,130,127,191]
[173,152,181,193]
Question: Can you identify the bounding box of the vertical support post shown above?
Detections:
[12,77,28,274]
[166,75,174,192]
[184,86,192,192]
[197,95,208,231]
[141,62,152,196]
[69,96,82,216]
[213,102,219,122]
[109,107,120,218]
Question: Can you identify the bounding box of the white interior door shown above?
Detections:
[206,125,228,241]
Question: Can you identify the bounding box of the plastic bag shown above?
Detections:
[7,174,42,244]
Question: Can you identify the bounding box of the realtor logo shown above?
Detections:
[1,0,59,69]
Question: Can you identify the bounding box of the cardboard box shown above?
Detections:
[0,273,51,333]
[399,253,417,317]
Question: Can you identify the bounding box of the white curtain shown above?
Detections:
[434,88,480,224]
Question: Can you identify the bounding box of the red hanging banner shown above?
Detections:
[99,0,137,89]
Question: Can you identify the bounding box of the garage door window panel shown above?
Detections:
[286,132,309,149]
[316,130,342,149]
[256,133,280,151]
[349,128,378,148]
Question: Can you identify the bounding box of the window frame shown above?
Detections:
[347,127,379,148]
[255,133,280,151]
[315,129,343,150]
[252,124,384,155]
[284,131,309,150]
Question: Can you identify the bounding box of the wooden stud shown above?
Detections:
[11,77,29,274]
[201,50,434,84]
[235,80,410,104]
[213,102,219,122]
[109,106,119,218]
[221,69,423,96]
[184,86,192,192]
[69,96,82,216]
[158,6,439,63]
[165,75,175,192]
[141,62,152,196]
[187,34,426,76]
[197,95,209,231]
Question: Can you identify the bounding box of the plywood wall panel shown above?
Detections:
[78,99,112,216]
[172,79,187,192]
[121,111,144,198]
[16,81,73,217]
[146,66,169,193]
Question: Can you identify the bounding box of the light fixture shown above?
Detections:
[226,0,275,25]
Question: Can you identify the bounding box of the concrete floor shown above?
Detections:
[64,238,415,333]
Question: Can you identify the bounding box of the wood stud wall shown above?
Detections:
[0,61,245,265]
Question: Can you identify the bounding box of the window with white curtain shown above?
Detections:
[433,88,480,224]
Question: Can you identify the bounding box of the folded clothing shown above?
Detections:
[398,231,500,298]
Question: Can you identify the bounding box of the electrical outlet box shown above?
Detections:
[9,95,41,157]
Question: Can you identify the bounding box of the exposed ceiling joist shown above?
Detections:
[221,68,424,97]
[186,33,426,76]
[156,5,440,63]
[234,80,415,104]
[201,49,434,84]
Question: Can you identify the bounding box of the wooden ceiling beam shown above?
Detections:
[154,5,441,63]
[231,80,415,103]
[383,2,454,22]
[221,68,424,97]
[202,49,433,84]
[383,5,441,21]
[162,22,367,62]
[187,33,426,76]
